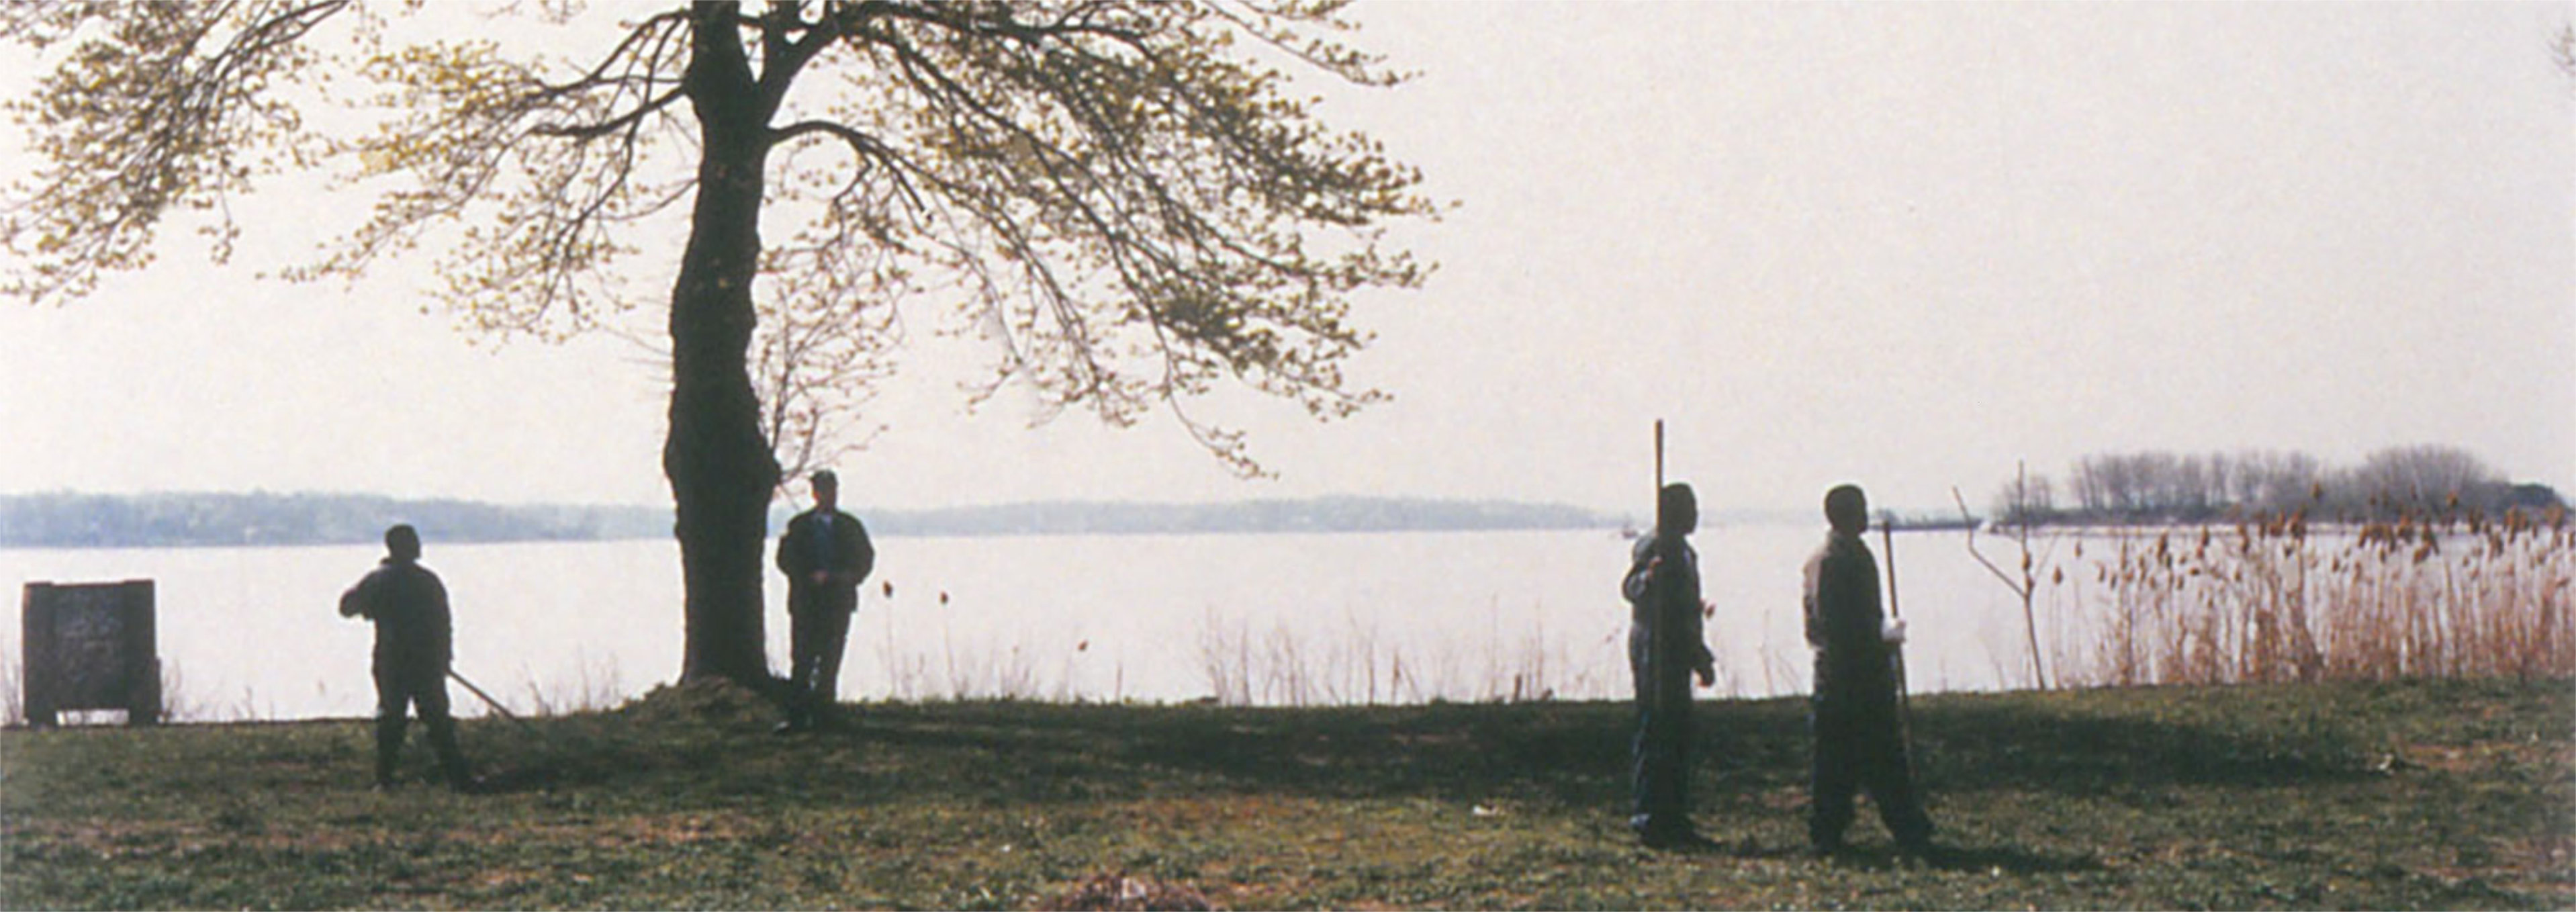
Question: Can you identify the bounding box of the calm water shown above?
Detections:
[1,524,2061,721]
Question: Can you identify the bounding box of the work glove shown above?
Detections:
[1880,619,1908,645]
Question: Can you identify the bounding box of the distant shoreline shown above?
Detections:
[0,492,1620,549]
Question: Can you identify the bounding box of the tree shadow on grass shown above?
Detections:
[1911,696,2372,796]
[1136,694,2362,803]
[496,685,2379,812]
[835,690,2366,807]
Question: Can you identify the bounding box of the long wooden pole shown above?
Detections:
[1881,519,1919,782]
[1650,420,1666,713]
[447,668,526,724]
[1882,518,1902,621]
[1653,420,1665,497]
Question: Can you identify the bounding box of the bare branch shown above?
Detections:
[535,85,688,140]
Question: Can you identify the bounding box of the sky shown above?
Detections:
[1,2,2569,517]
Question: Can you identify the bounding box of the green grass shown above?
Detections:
[3,678,2570,910]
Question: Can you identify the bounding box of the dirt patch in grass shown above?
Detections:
[1044,873,1215,911]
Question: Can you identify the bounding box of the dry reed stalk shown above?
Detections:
[2064,508,2573,686]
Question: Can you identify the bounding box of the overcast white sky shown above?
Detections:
[2,2,2569,516]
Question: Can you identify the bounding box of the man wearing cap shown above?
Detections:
[1802,484,1934,858]
[1621,482,1720,848]
[339,524,475,791]
[775,469,876,733]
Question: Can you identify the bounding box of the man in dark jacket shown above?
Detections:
[339,524,474,791]
[1802,484,1933,858]
[776,469,875,733]
[1621,482,1718,848]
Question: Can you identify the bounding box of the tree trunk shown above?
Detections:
[670,3,780,688]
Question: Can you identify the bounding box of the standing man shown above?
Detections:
[338,524,475,792]
[1802,484,1934,858]
[776,469,875,734]
[1621,482,1719,848]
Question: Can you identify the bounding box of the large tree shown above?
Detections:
[2,1,1433,688]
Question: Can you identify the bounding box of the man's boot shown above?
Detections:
[426,717,475,792]
[373,715,406,788]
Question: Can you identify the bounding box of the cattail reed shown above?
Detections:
[2056,507,2573,686]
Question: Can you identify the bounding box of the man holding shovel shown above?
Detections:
[1802,484,1933,858]
[339,524,476,792]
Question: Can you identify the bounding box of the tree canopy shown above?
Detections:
[3,0,1434,471]
[3,0,1437,685]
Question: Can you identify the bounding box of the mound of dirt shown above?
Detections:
[612,676,780,729]
[1042,874,1215,911]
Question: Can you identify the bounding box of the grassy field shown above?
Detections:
[2,677,2569,910]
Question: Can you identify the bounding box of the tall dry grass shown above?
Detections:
[514,651,631,716]
[1193,604,1624,706]
[2055,508,2573,686]
[1,649,19,725]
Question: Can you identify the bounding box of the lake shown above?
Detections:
[1,523,2068,721]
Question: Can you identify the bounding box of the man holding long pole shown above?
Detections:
[1801,484,1934,859]
[1622,422,1718,848]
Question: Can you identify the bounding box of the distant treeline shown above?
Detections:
[852,497,1616,537]
[0,492,1618,549]
[1988,445,2566,527]
[0,492,674,549]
